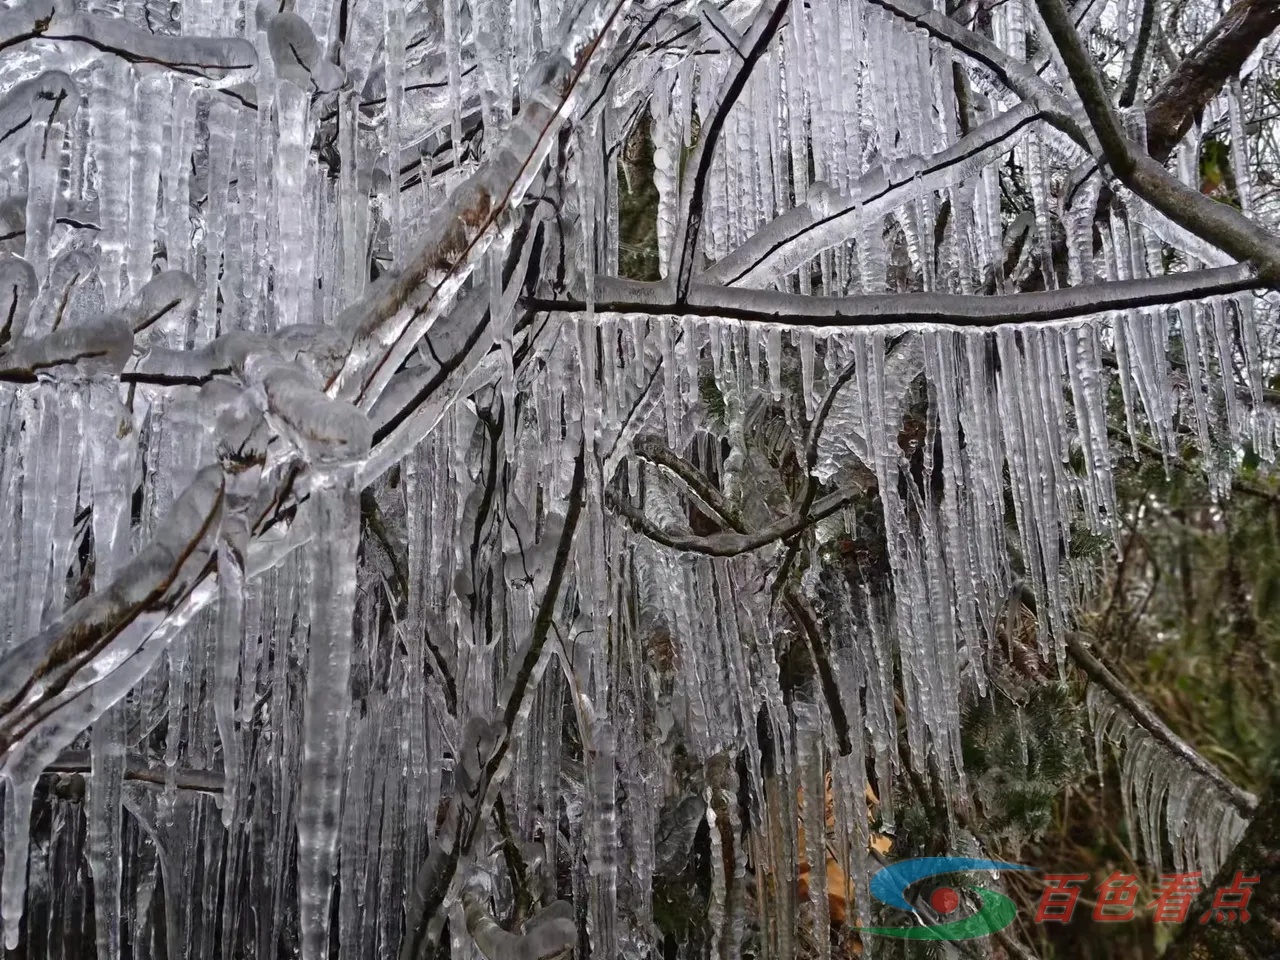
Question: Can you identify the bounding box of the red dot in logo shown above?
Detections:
[930,887,961,915]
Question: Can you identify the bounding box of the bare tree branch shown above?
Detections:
[524,264,1260,326]
[608,484,859,557]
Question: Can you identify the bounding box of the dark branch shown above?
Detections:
[1145,0,1280,164]
[1034,0,1280,283]
[673,0,792,297]
[783,587,854,756]
[45,750,224,794]
[607,485,859,557]
[1065,632,1257,817]
[524,264,1260,327]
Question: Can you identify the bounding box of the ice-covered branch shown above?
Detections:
[0,467,225,756]
[632,435,744,530]
[608,484,858,556]
[360,212,546,486]
[0,315,132,381]
[524,264,1260,327]
[0,71,77,151]
[0,0,257,83]
[1067,633,1257,816]
[45,751,224,795]
[332,0,636,408]
[705,103,1043,288]
[0,271,193,381]
[671,0,792,297]
[1034,0,1280,284]
[1144,0,1280,163]
[462,880,575,960]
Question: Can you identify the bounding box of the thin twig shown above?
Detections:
[607,484,859,557]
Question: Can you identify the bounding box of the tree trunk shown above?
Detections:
[1167,769,1280,958]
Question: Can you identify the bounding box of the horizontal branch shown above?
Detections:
[524,264,1260,328]
[0,0,257,83]
[45,750,224,794]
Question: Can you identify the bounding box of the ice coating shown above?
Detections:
[0,0,1275,954]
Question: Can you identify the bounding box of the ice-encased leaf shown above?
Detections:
[1,316,133,378]
[268,13,346,93]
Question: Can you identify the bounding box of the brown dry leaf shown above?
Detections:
[796,776,894,931]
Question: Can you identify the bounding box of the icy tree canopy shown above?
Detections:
[0,0,1277,955]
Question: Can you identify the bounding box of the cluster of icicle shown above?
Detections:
[0,0,1276,955]
[1086,686,1248,880]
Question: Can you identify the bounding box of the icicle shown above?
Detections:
[88,710,126,960]
[1064,325,1117,529]
[588,721,618,959]
[1,777,35,949]
[296,471,360,960]
[767,326,783,400]
[796,703,829,960]
[214,518,247,828]
[1209,298,1244,442]
[1227,80,1253,216]
[800,330,817,418]
[275,81,311,328]
[126,76,166,297]
[444,0,465,163]
[196,101,238,342]
[92,61,135,307]
[85,386,134,960]
[22,105,68,283]
[474,0,513,138]
[384,0,407,263]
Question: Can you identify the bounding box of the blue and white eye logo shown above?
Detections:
[863,857,1035,941]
